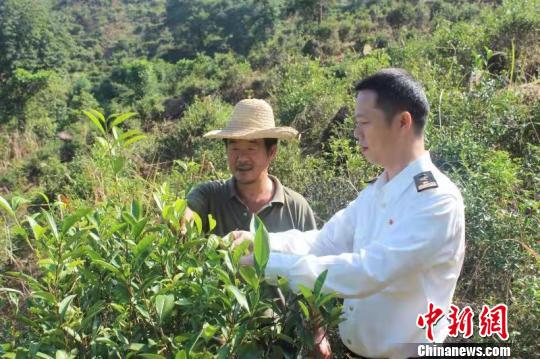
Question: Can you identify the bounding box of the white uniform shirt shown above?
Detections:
[265,152,465,358]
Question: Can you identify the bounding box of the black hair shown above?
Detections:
[223,138,278,152]
[354,68,429,134]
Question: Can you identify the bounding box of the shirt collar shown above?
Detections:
[225,175,285,204]
[373,152,433,201]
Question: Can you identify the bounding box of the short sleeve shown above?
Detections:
[186,183,211,231]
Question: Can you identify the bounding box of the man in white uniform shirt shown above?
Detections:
[232,68,465,358]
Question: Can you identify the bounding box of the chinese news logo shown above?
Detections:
[417,303,508,341]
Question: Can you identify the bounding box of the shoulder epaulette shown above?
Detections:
[414,171,438,192]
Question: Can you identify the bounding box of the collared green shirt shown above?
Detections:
[187,175,317,236]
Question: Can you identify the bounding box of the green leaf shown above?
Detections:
[297,284,313,300]
[43,211,59,240]
[83,110,105,134]
[155,294,175,324]
[128,343,144,352]
[139,354,166,359]
[134,234,155,267]
[58,294,76,321]
[239,266,259,289]
[132,218,148,241]
[95,136,109,150]
[81,300,105,329]
[313,269,328,297]
[131,199,143,219]
[26,216,45,240]
[33,290,56,304]
[95,337,120,349]
[122,134,146,147]
[192,211,202,234]
[253,216,270,275]
[92,259,121,275]
[0,194,15,218]
[174,351,187,359]
[232,239,251,265]
[202,323,218,341]
[226,285,250,313]
[298,301,310,319]
[316,292,336,308]
[61,208,91,235]
[10,196,29,211]
[35,353,54,359]
[119,129,143,142]
[208,214,216,232]
[109,112,137,128]
[111,126,120,140]
[55,351,69,359]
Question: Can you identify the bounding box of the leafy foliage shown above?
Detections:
[0,0,538,356]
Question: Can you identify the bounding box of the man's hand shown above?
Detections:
[228,231,255,267]
[229,230,254,250]
[313,326,332,359]
[239,253,254,266]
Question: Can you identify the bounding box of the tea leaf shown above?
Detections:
[253,216,270,275]
[155,294,175,324]
[0,194,15,218]
[61,208,91,235]
[58,294,76,321]
[226,285,250,313]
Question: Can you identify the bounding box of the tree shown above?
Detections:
[0,0,74,78]
[164,0,281,59]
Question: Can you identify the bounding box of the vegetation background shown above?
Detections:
[0,0,538,357]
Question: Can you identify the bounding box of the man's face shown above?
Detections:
[227,139,276,185]
[353,90,399,167]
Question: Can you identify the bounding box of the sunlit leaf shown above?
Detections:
[226,285,250,313]
[208,214,216,232]
[253,216,270,275]
[109,112,137,128]
[192,211,202,234]
[26,215,45,240]
[0,194,15,218]
[297,284,313,300]
[83,110,105,134]
[202,322,218,341]
[122,134,146,147]
[10,196,29,211]
[43,211,59,240]
[313,269,328,297]
[239,266,259,289]
[298,301,310,319]
[61,208,91,235]
[155,294,175,324]
[58,294,76,321]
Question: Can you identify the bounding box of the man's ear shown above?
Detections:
[399,111,413,131]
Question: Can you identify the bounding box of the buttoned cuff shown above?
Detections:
[265,252,298,284]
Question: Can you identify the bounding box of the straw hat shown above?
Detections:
[203,99,298,140]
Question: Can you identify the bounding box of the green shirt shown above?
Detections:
[187,175,317,236]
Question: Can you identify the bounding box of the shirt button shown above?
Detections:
[243,212,247,216]
[349,306,354,312]
[347,339,352,345]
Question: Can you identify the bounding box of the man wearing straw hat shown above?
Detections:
[185,98,317,237]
